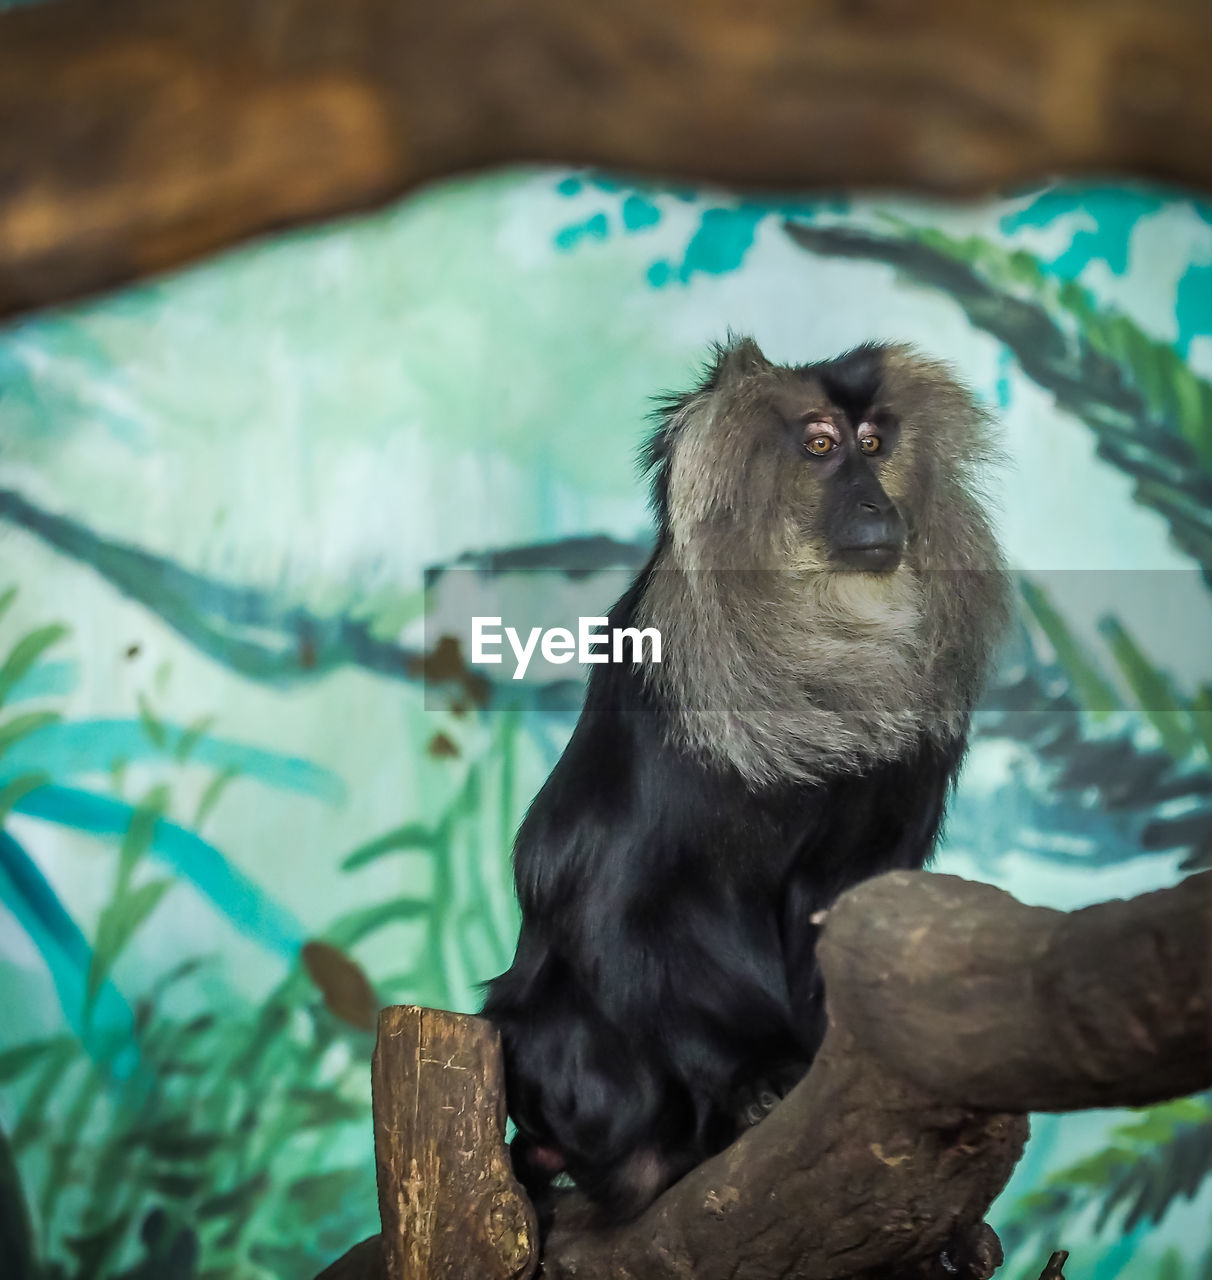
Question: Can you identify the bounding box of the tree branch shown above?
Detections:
[319,870,1210,1279]
[818,870,1212,1114]
[5,0,1212,315]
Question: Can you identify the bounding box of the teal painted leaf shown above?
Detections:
[136,691,166,750]
[0,1121,35,1280]
[40,1066,106,1230]
[9,1039,76,1152]
[86,878,174,1012]
[194,765,240,828]
[325,897,432,948]
[118,784,169,890]
[147,1169,208,1198]
[1114,1096,1210,1142]
[175,713,216,763]
[284,1088,367,1129]
[196,1173,269,1221]
[2,718,343,804]
[1098,617,1198,760]
[0,771,48,825]
[0,623,68,706]
[0,1035,75,1084]
[1020,579,1121,716]
[0,709,60,758]
[341,822,441,870]
[62,1213,132,1274]
[1194,686,1212,764]
[284,1167,371,1218]
[126,1122,227,1161]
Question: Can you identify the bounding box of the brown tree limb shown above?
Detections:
[5,0,1212,316]
[370,1006,537,1280]
[320,870,1210,1279]
[1036,1251,1069,1280]
[818,870,1212,1113]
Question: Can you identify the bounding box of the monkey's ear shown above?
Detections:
[710,335,773,386]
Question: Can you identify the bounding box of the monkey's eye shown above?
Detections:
[805,435,836,456]
[859,436,881,455]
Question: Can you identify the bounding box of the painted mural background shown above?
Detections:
[1,168,1210,1280]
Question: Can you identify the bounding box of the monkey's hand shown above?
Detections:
[731,1061,809,1129]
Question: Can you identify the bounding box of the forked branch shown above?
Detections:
[319,870,1211,1280]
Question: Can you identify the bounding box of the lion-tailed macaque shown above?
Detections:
[483,338,1009,1222]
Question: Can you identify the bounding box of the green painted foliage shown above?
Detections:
[888,220,1212,469]
[1019,578,1212,771]
[1004,1096,1212,1272]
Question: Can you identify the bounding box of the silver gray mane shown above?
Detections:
[636,341,1010,787]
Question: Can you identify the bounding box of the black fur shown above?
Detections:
[805,342,886,423]
[482,564,967,1220]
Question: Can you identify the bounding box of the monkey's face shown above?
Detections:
[653,340,990,578]
[773,380,907,573]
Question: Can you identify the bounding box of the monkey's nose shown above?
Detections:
[835,504,906,572]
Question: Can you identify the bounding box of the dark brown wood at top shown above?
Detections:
[2,0,1212,316]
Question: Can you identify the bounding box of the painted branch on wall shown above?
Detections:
[3,0,1212,316]
[318,869,1212,1280]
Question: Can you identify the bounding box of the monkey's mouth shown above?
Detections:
[833,544,903,573]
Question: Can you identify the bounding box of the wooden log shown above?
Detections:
[5,0,1212,317]
[1036,1251,1070,1280]
[817,870,1212,1113]
[320,871,1210,1279]
[370,1006,537,1280]
[538,872,1211,1280]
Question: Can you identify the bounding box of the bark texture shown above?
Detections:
[371,1006,537,1280]
[319,870,1210,1279]
[4,0,1212,314]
